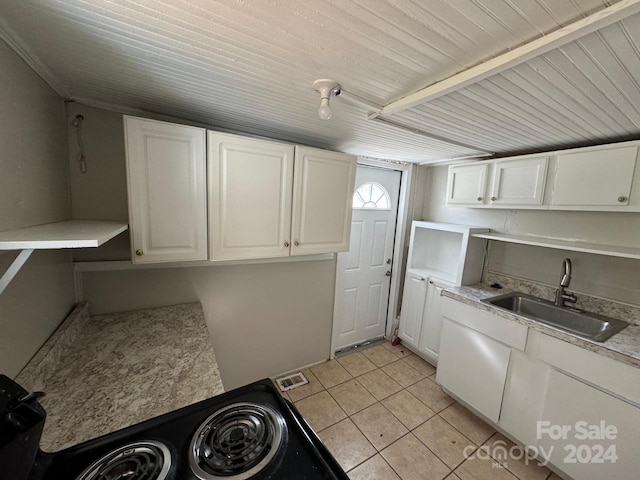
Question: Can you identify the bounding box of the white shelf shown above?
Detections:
[472,232,640,260]
[0,220,128,250]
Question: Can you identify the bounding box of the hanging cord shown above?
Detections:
[72,114,87,173]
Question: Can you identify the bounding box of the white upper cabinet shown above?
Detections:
[291,147,357,256]
[550,145,638,208]
[446,141,640,211]
[124,116,207,264]
[208,132,295,260]
[208,134,356,260]
[488,156,548,206]
[445,164,488,205]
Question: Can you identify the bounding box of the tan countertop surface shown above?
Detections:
[16,302,224,451]
[443,283,640,369]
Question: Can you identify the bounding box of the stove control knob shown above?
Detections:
[135,249,144,256]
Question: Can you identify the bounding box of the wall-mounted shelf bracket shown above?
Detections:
[0,249,34,295]
[0,220,128,296]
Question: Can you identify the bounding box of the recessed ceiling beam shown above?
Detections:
[376,0,640,117]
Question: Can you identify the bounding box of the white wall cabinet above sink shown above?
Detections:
[488,156,548,206]
[446,140,640,212]
[208,133,356,261]
[445,163,488,205]
[550,145,638,209]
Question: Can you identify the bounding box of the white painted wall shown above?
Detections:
[68,104,338,389]
[0,40,75,377]
[420,166,640,305]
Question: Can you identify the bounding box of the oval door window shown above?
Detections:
[353,182,391,210]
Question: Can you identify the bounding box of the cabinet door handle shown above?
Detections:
[477,197,483,201]
[135,249,143,256]
[618,196,628,203]
[294,241,300,246]
[284,241,290,247]
[429,280,434,284]
[491,196,497,201]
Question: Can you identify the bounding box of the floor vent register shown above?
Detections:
[275,372,309,392]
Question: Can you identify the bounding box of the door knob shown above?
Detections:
[135,249,143,256]
[284,241,290,247]
[294,241,300,246]
[386,258,392,265]
[385,271,391,277]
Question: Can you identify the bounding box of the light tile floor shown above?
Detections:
[276,341,556,480]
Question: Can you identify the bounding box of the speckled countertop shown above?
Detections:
[16,302,224,452]
[443,282,640,369]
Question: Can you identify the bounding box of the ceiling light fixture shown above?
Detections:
[313,79,341,120]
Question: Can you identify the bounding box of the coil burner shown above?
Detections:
[75,440,171,480]
[189,402,286,480]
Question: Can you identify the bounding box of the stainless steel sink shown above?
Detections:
[481,292,629,342]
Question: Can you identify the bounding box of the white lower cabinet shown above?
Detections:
[436,319,511,423]
[398,275,451,364]
[439,298,640,480]
[398,273,427,349]
[540,369,640,480]
[417,279,448,362]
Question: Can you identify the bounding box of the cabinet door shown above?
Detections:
[489,156,548,206]
[208,132,295,260]
[398,273,428,349]
[551,146,637,206]
[124,116,207,264]
[291,147,356,256]
[417,279,448,363]
[539,369,640,480]
[446,164,488,205]
[436,319,511,423]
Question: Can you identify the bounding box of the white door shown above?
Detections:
[397,272,428,350]
[124,116,207,264]
[445,163,488,205]
[333,166,401,350]
[291,147,357,256]
[208,132,295,260]
[489,156,548,206]
[417,279,450,362]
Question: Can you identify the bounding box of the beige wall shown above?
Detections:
[420,166,640,305]
[0,40,75,377]
[68,104,338,389]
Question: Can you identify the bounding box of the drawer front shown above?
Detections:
[532,331,640,405]
[441,297,528,350]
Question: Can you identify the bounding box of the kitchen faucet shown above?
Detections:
[554,258,577,307]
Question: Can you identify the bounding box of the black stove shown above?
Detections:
[0,375,349,480]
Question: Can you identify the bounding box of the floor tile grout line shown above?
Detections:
[436,407,493,448]
[299,344,515,479]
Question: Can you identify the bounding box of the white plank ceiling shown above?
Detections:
[1,0,639,162]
